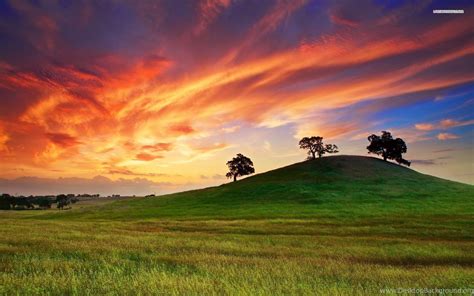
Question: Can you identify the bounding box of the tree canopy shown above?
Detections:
[0,194,73,210]
[226,153,255,182]
[299,136,339,159]
[367,131,410,166]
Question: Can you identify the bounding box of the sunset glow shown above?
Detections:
[0,0,473,195]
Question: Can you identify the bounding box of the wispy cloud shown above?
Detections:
[415,123,435,131]
[415,118,474,131]
[437,133,460,141]
[0,0,472,188]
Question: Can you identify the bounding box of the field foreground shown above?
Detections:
[1,156,473,295]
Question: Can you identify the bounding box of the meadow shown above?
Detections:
[1,156,473,295]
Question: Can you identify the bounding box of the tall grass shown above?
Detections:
[1,156,473,295]
[1,216,473,295]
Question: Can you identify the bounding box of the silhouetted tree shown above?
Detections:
[32,196,54,209]
[226,153,255,182]
[396,158,411,166]
[0,194,73,210]
[14,197,34,209]
[299,136,339,159]
[324,143,339,155]
[367,131,410,166]
[0,194,13,210]
[56,194,71,210]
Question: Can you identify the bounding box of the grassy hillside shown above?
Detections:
[1,156,473,295]
[52,155,473,220]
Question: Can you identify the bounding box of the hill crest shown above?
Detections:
[52,155,473,220]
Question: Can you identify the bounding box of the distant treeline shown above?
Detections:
[0,193,98,210]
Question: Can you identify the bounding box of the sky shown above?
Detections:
[0,0,473,196]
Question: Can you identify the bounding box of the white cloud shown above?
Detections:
[221,125,241,133]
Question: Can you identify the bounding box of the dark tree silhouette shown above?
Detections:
[56,194,71,210]
[367,131,410,166]
[299,136,339,159]
[226,153,255,182]
[0,194,13,210]
[32,196,54,209]
[14,197,34,209]
[324,143,339,155]
[1,194,76,210]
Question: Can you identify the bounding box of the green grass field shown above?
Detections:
[1,156,473,295]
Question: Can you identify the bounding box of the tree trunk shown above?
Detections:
[233,174,237,182]
[311,152,315,159]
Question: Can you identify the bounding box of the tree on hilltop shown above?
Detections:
[299,136,339,159]
[226,153,255,182]
[367,131,410,166]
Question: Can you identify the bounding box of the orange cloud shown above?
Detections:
[1,1,472,186]
[296,121,360,140]
[135,153,163,161]
[439,119,474,129]
[0,129,9,152]
[107,167,170,178]
[415,119,474,131]
[415,123,435,131]
[440,119,458,128]
[437,133,460,141]
[169,124,195,135]
[142,143,173,152]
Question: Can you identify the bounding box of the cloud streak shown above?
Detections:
[437,133,460,141]
[0,0,473,188]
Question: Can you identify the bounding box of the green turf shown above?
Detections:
[1,156,473,295]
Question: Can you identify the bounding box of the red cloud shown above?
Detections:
[169,124,195,135]
[195,0,232,35]
[135,153,163,161]
[329,12,359,28]
[45,133,81,148]
[1,1,473,184]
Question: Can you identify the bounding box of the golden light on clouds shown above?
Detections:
[0,0,473,193]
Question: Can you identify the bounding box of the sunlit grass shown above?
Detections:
[1,217,473,295]
[1,156,473,295]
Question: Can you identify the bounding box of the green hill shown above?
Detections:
[57,155,473,220]
[4,155,474,295]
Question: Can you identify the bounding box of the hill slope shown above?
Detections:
[52,155,473,220]
[4,155,474,295]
